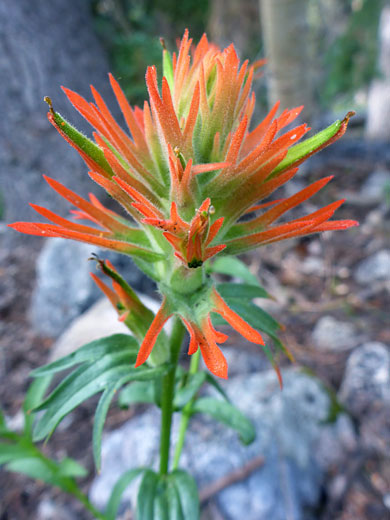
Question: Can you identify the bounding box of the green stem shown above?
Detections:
[71,486,107,520]
[159,317,185,475]
[172,348,201,470]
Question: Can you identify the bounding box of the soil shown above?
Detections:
[0,143,389,520]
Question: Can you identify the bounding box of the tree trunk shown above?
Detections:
[259,0,315,121]
[366,4,390,141]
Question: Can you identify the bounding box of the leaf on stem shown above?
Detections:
[191,397,255,445]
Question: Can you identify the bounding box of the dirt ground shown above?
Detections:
[0,142,389,519]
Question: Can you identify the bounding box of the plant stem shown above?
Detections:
[159,317,185,475]
[172,348,201,470]
[72,486,107,520]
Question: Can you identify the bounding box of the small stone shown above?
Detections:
[301,256,324,275]
[5,410,24,432]
[37,499,75,520]
[339,342,390,417]
[337,266,350,279]
[334,283,349,296]
[354,250,390,285]
[312,316,359,351]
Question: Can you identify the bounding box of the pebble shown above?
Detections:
[312,315,360,351]
[354,250,390,285]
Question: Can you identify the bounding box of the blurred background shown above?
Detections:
[0,1,389,519]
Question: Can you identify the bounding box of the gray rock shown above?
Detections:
[30,239,100,337]
[90,369,355,520]
[0,0,117,234]
[354,250,390,285]
[312,315,359,351]
[30,238,156,337]
[339,342,390,417]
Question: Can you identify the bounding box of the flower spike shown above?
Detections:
[11,30,358,382]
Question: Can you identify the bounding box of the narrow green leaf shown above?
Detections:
[271,118,343,177]
[118,381,156,408]
[0,443,35,464]
[50,109,113,175]
[0,409,6,431]
[136,470,159,520]
[93,368,166,471]
[0,431,19,442]
[163,49,174,90]
[93,385,117,472]
[5,457,75,492]
[210,257,259,286]
[174,373,206,409]
[6,457,58,484]
[227,301,281,336]
[58,457,87,478]
[154,485,170,520]
[165,481,184,520]
[216,282,270,300]
[32,334,139,377]
[192,397,255,445]
[33,360,167,441]
[23,376,52,436]
[170,470,199,520]
[105,467,145,520]
[34,351,132,413]
[204,374,230,402]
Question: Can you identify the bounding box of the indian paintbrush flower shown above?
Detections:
[10,30,358,382]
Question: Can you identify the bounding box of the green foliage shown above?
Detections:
[173,372,206,409]
[119,380,157,407]
[209,256,261,286]
[135,468,199,520]
[49,107,113,174]
[191,397,256,445]
[105,467,146,519]
[322,0,384,103]
[119,365,230,410]
[0,383,88,496]
[31,334,170,470]
[271,117,347,177]
[92,0,209,105]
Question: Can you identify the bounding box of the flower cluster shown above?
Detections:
[10,30,358,379]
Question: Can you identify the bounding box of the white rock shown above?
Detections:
[312,316,359,351]
[49,295,162,362]
[339,342,390,417]
[37,499,75,520]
